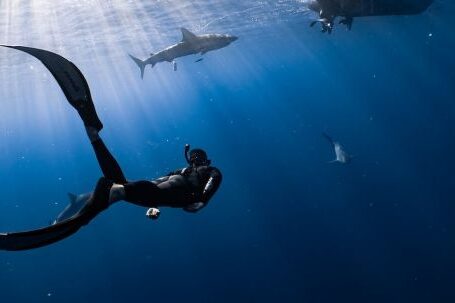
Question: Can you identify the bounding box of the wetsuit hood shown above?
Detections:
[185,144,211,166]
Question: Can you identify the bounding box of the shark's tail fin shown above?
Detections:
[129,54,148,79]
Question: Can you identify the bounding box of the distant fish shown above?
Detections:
[195,58,204,63]
[323,132,353,164]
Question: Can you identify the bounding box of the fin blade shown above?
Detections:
[1,45,103,131]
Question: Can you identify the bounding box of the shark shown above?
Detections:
[52,192,92,225]
[129,27,238,78]
[323,132,353,164]
[307,0,434,33]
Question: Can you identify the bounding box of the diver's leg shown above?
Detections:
[54,184,124,225]
[84,181,161,207]
[121,181,163,207]
[77,177,114,224]
[54,177,113,225]
[83,182,149,206]
[108,184,126,203]
[86,126,127,184]
[72,181,161,208]
[100,181,163,207]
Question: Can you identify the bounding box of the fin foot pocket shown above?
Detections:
[76,99,103,131]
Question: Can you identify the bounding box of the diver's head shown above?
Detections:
[190,148,210,166]
[185,144,211,166]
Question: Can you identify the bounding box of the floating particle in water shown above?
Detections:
[428,33,433,37]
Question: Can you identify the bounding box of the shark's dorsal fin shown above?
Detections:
[67,193,77,205]
[181,28,197,42]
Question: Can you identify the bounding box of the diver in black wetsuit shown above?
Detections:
[0,45,222,251]
[80,125,222,220]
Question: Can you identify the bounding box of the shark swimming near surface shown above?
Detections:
[307,0,434,33]
[129,28,238,78]
[323,132,353,164]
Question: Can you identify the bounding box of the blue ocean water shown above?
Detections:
[0,1,454,302]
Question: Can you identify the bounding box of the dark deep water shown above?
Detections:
[0,1,454,302]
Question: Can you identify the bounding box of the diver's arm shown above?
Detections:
[183,202,206,213]
[183,168,222,213]
[200,168,222,203]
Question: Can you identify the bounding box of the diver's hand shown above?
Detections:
[146,208,160,220]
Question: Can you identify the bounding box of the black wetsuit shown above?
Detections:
[91,139,222,211]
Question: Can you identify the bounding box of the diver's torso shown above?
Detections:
[156,166,212,206]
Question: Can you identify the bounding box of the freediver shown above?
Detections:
[69,125,223,221]
[0,46,222,251]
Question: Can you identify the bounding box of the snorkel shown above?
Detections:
[185,144,191,165]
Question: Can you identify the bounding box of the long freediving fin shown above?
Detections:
[0,222,82,251]
[1,45,103,131]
